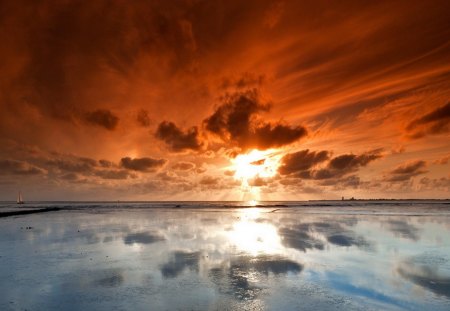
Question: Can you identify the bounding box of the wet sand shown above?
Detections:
[0,202,449,310]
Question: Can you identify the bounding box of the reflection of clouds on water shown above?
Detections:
[210,255,302,301]
[123,232,165,245]
[278,227,324,252]
[94,272,124,288]
[160,251,200,278]
[62,268,124,290]
[398,255,450,298]
[1,206,449,310]
[327,234,369,248]
[278,220,371,251]
[386,220,420,241]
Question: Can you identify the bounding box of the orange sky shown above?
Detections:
[0,0,449,200]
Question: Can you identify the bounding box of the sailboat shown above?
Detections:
[17,191,24,204]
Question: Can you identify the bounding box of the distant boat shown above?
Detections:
[17,191,24,204]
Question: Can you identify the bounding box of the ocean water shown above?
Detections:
[0,201,449,310]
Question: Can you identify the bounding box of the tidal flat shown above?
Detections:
[0,201,449,310]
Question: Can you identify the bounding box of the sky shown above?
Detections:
[0,0,449,201]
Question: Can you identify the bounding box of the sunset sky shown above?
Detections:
[0,0,449,200]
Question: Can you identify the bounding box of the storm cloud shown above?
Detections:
[120,157,166,172]
[384,160,428,182]
[204,90,307,150]
[406,103,450,139]
[155,121,202,152]
[84,109,119,130]
[279,149,329,175]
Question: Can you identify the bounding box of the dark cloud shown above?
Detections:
[279,149,329,175]
[172,162,195,171]
[47,156,98,173]
[419,177,450,190]
[123,232,165,245]
[98,159,114,168]
[328,152,382,170]
[204,90,307,150]
[84,109,119,130]
[406,103,450,139]
[160,251,200,278]
[60,173,79,181]
[94,169,132,180]
[220,72,266,90]
[312,150,382,180]
[282,149,382,181]
[136,109,151,127]
[155,121,202,152]
[319,175,361,189]
[0,0,204,125]
[0,159,45,175]
[385,160,427,182]
[120,157,166,172]
[199,175,219,186]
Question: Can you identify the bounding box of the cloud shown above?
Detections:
[384,160,427,182]
[328,152,382,170]
[94,169,132,180]
[419,177,450,191]
[280,149,382,181]
[220,73,266,90]
[406,103,450,139]
[433,154,450,165]
[172,162,195,171]
[84,109,119,130]
[204,90,307,150]
[120,157,166,172]
[0,159,45,175]
[155,121,202,152]
[46,156,98,173]
[279,149,329,175]
[199,175,219,186]
[319,175,361,189]
[136,109,151,127]
[311,150,382,180]
[248,176,272,187]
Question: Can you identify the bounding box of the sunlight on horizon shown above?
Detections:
[230,149,282,201]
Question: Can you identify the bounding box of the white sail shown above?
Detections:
[17,191,24,204]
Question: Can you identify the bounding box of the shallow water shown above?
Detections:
[0,202,449,310]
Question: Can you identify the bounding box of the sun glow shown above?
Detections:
[229,149,282,201]
[231,149,281,181]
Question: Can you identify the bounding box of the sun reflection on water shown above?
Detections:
[227,208,283,256]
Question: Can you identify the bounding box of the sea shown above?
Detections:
[0,200,449,310]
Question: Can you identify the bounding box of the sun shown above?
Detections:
[230,149,281,183]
